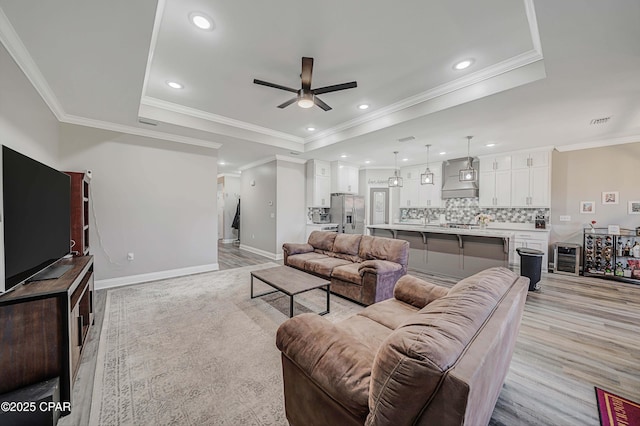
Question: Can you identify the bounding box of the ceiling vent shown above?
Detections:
[590,116,611,125]
[397,136,415,142]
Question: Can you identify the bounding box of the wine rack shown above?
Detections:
[583,228,640,285]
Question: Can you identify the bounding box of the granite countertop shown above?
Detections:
[368,224,515,239]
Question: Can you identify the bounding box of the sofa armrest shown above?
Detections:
[282,242,314,256]
[393,275,449,309]
[358,259,402,276]
[276,313,373,417]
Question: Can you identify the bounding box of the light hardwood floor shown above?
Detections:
[61,241,639,425]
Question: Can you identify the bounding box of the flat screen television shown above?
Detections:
[2,145,71,293]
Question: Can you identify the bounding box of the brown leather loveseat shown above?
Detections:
[283,231,409,305]
[276,267,529,426]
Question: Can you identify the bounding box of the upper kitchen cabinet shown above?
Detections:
[306,160,331,207]
[479,155,511,207]
[511,149,551,207]
[331,161,359,194]
[400,164,442,208]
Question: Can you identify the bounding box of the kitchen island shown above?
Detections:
[368,224,515,279]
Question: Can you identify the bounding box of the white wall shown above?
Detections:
[276,160,305,255]
[551,142,640,248]
[0,43,61,292]
[240,161,277,255]
[58,124,219,286]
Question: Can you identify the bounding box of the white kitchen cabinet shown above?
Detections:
[399,166,420,207]
[419,162,442,207]
[512,231,550,272]
[479,155,511,207]
[510,150,550,207]
[331,161,359,194]
[400,164,442,208]
[306,160,331,207]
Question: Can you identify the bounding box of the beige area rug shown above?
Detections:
[89,263,363,425]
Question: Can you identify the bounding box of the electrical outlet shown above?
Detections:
[127,252,134,261]
[559,215,571,222]
[270,212,275,218]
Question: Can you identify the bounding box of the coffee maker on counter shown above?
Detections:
[535,215,546,229]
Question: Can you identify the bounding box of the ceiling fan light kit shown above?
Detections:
[253,57,357,111]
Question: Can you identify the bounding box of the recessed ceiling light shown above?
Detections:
[439,151,446,155]
[340,154,348,158]
[358,104,369,110]
[189,12,214,30]
[486,143,496,147]
[402,158,408,162]
[453,59,474,70]
[218,161,225,165]
[306,127,316,131]
[166,81,183,89]
[364,160,371,164]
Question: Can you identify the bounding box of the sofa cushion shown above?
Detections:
[287,252,330,270]
[357,298,418,331]
[305,257,352,277]
[333,234,363,256]
[338,315,393,353]
[331,263,362,285]
[308,230,337,252]
[358,235,409,265]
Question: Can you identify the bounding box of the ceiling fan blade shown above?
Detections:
[313,81,357,95]
[277,97,299,109]
[253,79,298,93]
[313,96,332,111]
[301,57,313,91]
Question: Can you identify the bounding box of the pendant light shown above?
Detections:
[388,151,403,187]
[421,144,434,185]
[459,136,477,182]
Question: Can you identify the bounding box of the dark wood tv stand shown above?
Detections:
[0,256,94,415]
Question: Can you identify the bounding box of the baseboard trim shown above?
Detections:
[220,239,237,244]
[95,263,220,290]
[239,244,283,261]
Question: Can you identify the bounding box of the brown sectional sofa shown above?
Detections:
[276,267,529,426]
[283,231,409,306]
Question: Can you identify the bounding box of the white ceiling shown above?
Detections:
[1,0,639,174]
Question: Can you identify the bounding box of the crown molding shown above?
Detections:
[140,96,304,143]
[217,173,241,178]
[237,154,307,171]
[139,0,166,106]
[554,135,640,152]
[62,114,222,149]
[0,8,65,120]
[275,154,306,164]
[304,49,544,146]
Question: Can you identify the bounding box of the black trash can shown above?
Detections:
[516,247,544,291]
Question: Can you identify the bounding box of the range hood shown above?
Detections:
[441,157,479,199]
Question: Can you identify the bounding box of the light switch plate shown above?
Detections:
[559,215,571,222]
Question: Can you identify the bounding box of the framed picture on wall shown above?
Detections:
[629,201,640,215]
[580,201,595,214]
[602,191,619,205]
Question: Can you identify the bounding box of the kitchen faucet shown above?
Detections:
[423,208,429,225]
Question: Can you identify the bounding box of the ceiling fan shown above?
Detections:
[253,57,357,111]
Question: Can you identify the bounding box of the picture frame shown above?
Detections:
[629,201,640,215]
[580,201,595,214]
[602,191,619,205]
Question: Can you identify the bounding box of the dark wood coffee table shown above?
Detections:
[250,266,330,317]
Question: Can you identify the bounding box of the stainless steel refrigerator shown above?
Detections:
[330,194,365,234]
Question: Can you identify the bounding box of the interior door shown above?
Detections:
[370,188,389,225]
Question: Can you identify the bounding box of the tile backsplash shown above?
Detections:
[400,198,549,224]
[307,207,330,222]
